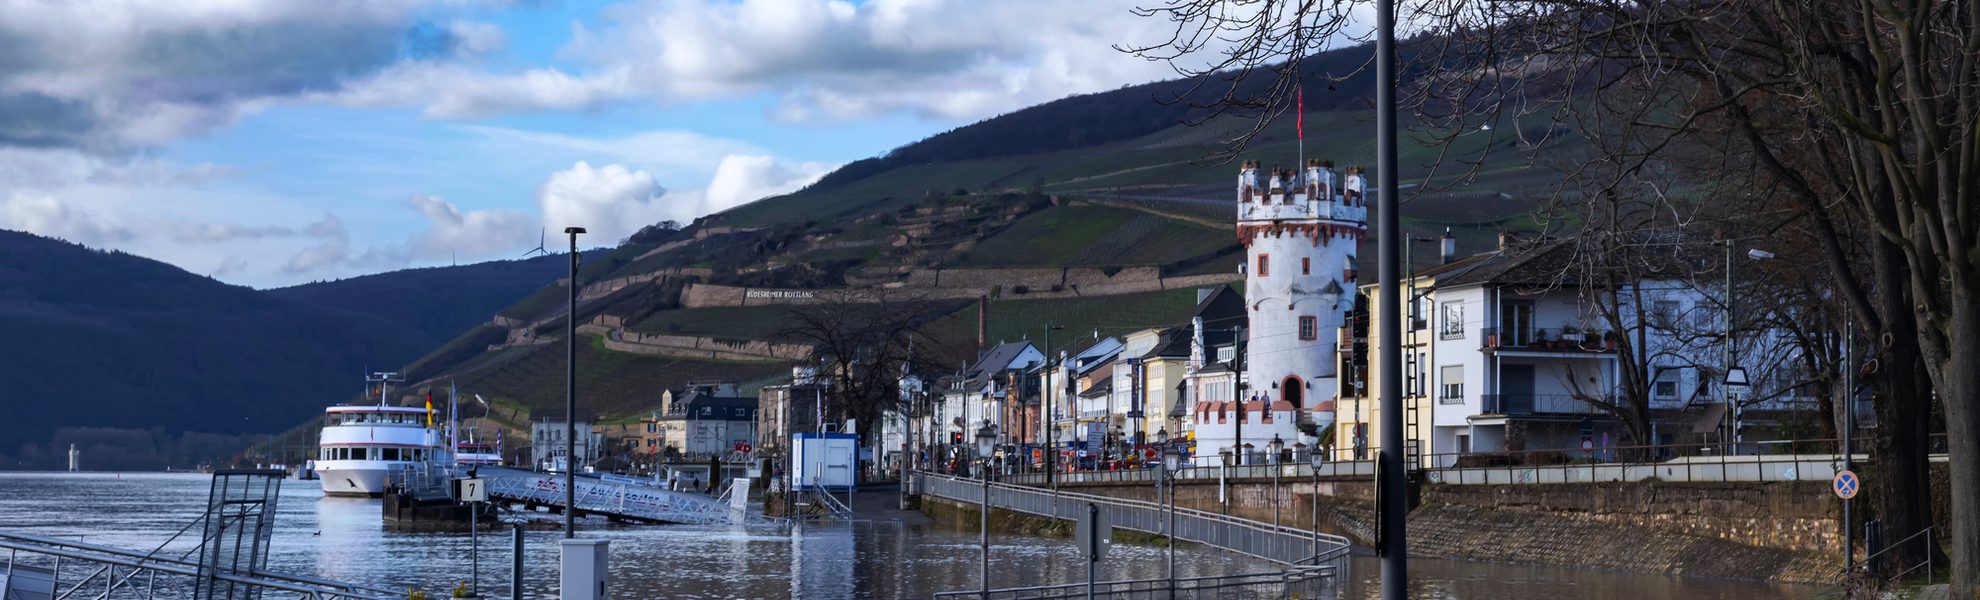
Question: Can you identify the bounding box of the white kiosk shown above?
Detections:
[791,432,859,492]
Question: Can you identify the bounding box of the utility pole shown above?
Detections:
[1843,312,1855,571]
[1232,326,1247,465]
[1044,325,1064,487]
[563,226,585,539]
[1375,0,1409,593]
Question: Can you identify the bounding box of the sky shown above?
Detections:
[0,0,1214,289]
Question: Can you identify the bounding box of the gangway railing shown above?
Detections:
[0,530,401,600]
[912,472,1352,571]
[482,473,769,525]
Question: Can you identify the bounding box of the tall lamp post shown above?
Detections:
[1157,428,1180,596]
[562,226,585,539]
[1269,434,1285,528]
[1043,325,1065,486]
[975,422,998,599]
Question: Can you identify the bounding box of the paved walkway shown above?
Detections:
[1908,584,1951,600]
[844,482,933,525]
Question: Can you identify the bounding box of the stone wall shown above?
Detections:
[680,271,1241,308]
[1028,475,1847,584]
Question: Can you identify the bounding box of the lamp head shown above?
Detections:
[564,227,587,234]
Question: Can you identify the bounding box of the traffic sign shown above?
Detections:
[1581,439,1594,454]
[1143,448,1158,460]
[1834,470,1860,499]
[1075,503,1112,561]
[458,478,486,502]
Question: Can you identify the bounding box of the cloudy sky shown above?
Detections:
[0,0,1204,288]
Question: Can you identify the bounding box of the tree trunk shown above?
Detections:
[1869,310,1937,576]
[1933,296,1979,598]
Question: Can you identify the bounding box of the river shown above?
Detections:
[0,472,1827,599]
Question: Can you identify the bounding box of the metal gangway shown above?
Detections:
[912,472,1353,569]
[480,470,772,525]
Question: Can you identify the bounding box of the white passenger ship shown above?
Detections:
[315,374,444,497]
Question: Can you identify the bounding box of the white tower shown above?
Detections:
[1236,159,1366,454]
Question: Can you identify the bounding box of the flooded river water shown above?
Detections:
[0,472,1828,599]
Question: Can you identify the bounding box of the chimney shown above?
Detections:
[1441,228,1457,264]
[1498,231,1519,251]
[977,295,988,355]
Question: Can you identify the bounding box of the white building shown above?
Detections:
[1334,235,1817,464]
[1191,160,1366,463]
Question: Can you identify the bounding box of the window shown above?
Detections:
[1440,366,1464,403]
[1217,346,1235,363]
[1299,316,1318,340]
[1441,302,1464,339]
[1302,257,1311,275]
[1257,254,1270,276]
[1654,369,1680,398]
[647,422,656,433]
[1651,301,1680,328]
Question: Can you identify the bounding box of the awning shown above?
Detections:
[1691,402,1729,433]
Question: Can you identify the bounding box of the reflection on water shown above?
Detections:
[0,473,1826,599]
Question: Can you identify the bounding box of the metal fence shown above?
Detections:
[0,530,402,600]
[931,565,1340,600]
[913,473,1352,570]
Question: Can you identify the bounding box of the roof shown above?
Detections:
[528,408,597,423]
[1411,235,1717,292]
[963,341,1039,390]
[661,392,757,420]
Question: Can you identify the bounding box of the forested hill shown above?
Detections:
[804,45,1385,192]
[267,254,572,343]
[0,230,435,469]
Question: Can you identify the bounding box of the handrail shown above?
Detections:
[1837,526,1939,587]
[913,471,1352,564]
[0,529,401,596]
[0,535,399,600]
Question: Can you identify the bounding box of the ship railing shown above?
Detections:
[0,529,403,600]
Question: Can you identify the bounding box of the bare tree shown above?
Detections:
[773,290,956,454]
[1127,0,1976,587]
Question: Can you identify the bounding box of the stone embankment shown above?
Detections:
[1032,475,1857,584]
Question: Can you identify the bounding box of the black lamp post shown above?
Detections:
[975,421,997,598]
[562,226,584,539]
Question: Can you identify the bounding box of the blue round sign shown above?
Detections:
[1834,470,1860,499]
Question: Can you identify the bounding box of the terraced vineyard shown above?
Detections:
[447,334,790,416]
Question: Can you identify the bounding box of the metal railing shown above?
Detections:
[913,472,1352,569]
[0,530,402,600]
[1480,327,1616,352]
[1479,394,1604,415]
[483,473,764,525]
[1419,437,1886,484]
[999,460,1375,486]
[931,565,1340,600]
[1838,526,1938,588]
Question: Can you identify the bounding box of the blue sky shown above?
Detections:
[0,0,1196,288]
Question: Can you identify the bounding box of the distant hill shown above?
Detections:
[267,254,571,342]
[0,230,435,470]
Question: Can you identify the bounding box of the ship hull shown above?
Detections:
[318,466,391,497]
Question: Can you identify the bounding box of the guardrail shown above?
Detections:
[999,460,1375,486]
[912,472,1352,569]
[0,529,402,600]
[931,565,1340,600]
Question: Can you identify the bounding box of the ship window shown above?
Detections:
[381,448,398,461]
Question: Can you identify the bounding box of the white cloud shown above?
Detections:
[700,154,833,213]
[404,194,538,260]
[447,20,508,58]
[0,192,134,246]
[535,161,674,242]
[319,0,1198,123]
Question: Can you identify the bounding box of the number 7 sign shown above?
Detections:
[460,478,487,502]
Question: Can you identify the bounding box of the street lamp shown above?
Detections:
[975,421,997,599]
[1161,444,1183,595]
[561,226,584,540]
[1269,434,1285,527]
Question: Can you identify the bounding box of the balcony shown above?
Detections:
[1480,327,1617,352]
[1337,326,1361,352]
[1481,394,1605,415]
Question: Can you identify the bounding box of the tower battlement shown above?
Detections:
[1236,160,1370,226]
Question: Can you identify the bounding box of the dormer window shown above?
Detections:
[1217,346,1235,363]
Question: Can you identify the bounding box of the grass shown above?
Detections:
[626,305,809,340]
[447,334,790,420]
[950,205,1141,267]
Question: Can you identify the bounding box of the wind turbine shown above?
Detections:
[521,228,549,257]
